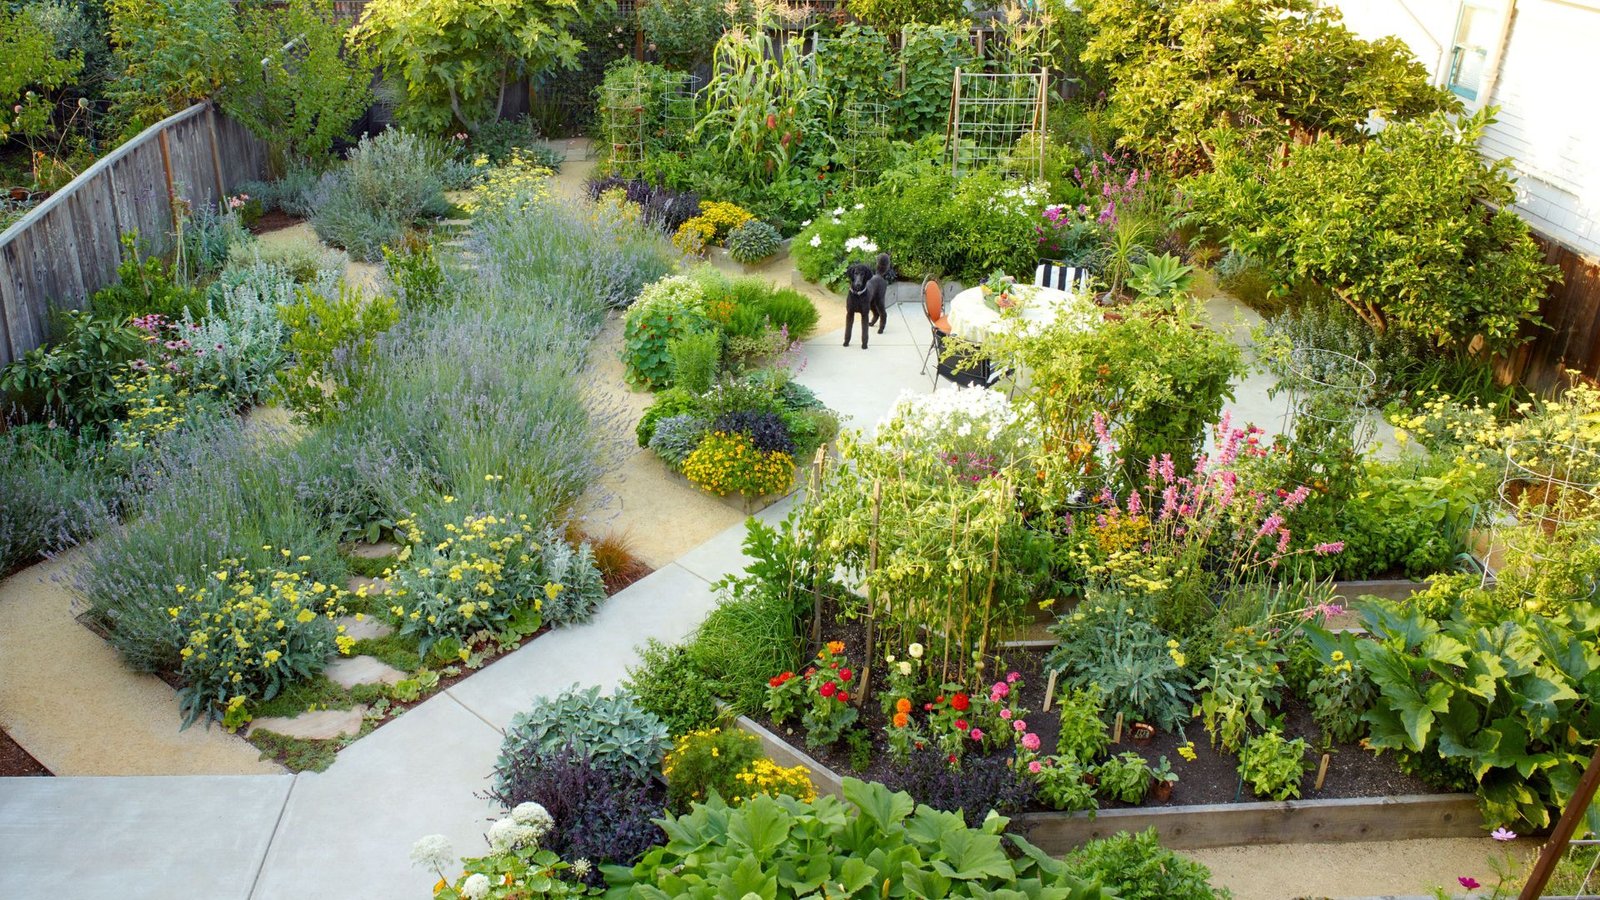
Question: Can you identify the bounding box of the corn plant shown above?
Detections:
[693,21,833,185]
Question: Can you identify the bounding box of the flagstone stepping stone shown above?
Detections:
[345,576,390,597]
[335,614,393,642]
[348,541,401,560]
[324,656,407,690]
[248,706,366,741]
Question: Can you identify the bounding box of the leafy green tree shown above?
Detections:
[1077,0,1457,172]
[846,0,966,31]
[1,4,84,140]
[106,0,239,136]
[1183,109,1555,351]
[350,0,608,134]
[639,0,750,72]
[224,0,373,167]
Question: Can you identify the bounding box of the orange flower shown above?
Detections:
[895,697,912,714]
[826,640,845,656]
[893,711,909,728]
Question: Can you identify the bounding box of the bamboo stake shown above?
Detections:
[1111,712,1124,744]
[942,502,958,683]
[808,446,826,648]
[1314,753,1330,791]
[1042,669,1059,712]
[857,480,883,707]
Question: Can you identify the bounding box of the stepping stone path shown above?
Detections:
[334,613,393,641]
[247,706,366,741]
[324,656,407,690]
[347,541,400,560]
[344,577,390,599]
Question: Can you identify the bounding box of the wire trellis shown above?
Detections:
[841,101,890,187]
[1483,438,1600,597]
[945,69,1047,180]
[1280,348,1377,440]
[598,72,652,176]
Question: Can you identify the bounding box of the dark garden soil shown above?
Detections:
[0,728,52,776]
[248,210,303,235]
[755,605,1434,813]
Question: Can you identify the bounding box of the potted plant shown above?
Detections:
[1129,721,1156,745]
[1149,755,1178,802]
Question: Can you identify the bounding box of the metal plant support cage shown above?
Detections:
[660,72,698,149]
[1484,438,1600,599]
[945,68,1048,180]
[599,72,651,177]
[1281,347,1379,449]
[841,101,890,187]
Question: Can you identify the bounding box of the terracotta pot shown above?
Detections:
[1150,780,1174,802]
[1129,722,1155,745]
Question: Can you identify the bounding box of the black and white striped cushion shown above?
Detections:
[1034,262,1083,292]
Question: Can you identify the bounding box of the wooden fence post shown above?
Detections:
[205,104,227,203]
[156,127,180,236]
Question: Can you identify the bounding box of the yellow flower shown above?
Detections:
[295,609,317,624]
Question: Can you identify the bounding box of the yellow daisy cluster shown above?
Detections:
[388,508,547,644]
[592,188,643,232]
[673,201,753,254]
[461,149,553,216]
[682,431,794,497]
[728,758,816,804]
[110,370,213,453]
[169,551,350,721]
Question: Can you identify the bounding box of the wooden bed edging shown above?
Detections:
[730,714,1484,852]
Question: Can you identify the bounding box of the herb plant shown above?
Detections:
[1237,728,1308,801]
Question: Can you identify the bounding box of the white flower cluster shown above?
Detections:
[995,181,1051,217]
[809,234,823,248]
[844,236,879,255]
[486,801,553,853]
[875,386,1040,461]
[461,873,491,900]
[409,833,455,872]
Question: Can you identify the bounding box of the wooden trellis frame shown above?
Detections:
[945,68,1048,180]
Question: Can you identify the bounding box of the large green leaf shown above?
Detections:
[729,796,793,861]
[843,777,916,833]
[931,828,1013,881]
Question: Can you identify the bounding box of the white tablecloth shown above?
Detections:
[946,284,1088,343]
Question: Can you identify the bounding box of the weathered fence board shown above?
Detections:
[0,103,270,367]
[1502,234,1600,394]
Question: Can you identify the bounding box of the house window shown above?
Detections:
[1447,3,1499,101]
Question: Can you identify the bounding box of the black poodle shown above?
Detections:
[844,253,891,349]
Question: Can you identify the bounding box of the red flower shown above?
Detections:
[768,672,792,688]
[766,113,777,129]
[805,667,816,677]
[837,691,849,703]
[839,668,853,682]
[954,719,968,731]
[923,703,933,711]
[951,693,971,712]
[936,695,946,704]
[948,754,958,764]
[819,681,837,698]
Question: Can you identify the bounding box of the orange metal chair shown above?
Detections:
[921,278,950,375]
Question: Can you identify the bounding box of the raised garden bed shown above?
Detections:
[731,713,1482,851]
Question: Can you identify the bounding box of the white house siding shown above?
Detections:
[1332,0,1600,258]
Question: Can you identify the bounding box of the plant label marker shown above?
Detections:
[1315,753,1330,791]
[1111,712,1123,744]
[1042,669,1058,712]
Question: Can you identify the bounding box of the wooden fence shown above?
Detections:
[1499,234,1600,394]
[0,103,270,368]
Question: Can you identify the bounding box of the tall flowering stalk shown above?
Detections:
[1069,413,1343,601]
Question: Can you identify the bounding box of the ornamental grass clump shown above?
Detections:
[169,554,352,727]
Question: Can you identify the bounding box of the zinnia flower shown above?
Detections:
[970,728,984,741]
[839,668,852,682]
[1028,760,1042,774]
[895,698,911,714]
[819,681,837,698]
[1013,720,1027,732]
[908,643,924,659]
[951,693,970,712]
[955,719,968,731]
[893,712,909,728]
[999,708,1012,720]
[1021,732,1041,751]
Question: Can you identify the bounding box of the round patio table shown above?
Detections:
[946,283,1092,343]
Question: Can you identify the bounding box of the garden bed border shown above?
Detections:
[729,713,1483,852]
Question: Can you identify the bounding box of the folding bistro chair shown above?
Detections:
[920,278,951,376]
[1034,260,1090,294]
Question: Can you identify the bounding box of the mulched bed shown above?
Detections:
[0,728,51,776]
[248,210,303,235]
[753,603,1434,812]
